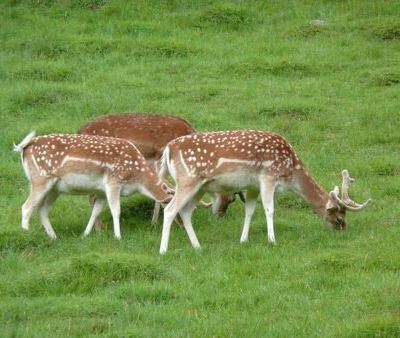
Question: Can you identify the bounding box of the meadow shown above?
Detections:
[0,0,399,336]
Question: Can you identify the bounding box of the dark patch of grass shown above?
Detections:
[192,88,219,103]
[371,23,400,41]
[11,87,75,110]
[349,315,400,337]
[133,40,195,59]
[365,70,400,87]
[224,60,314,78]
[13,253,167,296]
[288,21,329,39]
[113,284,177,305]
[30,39,72,59]
[370,160,398,176]
[276,194,309,210]
[8,63,77,82]
[0,232,51,255]
[69,0,108,10]
[313,253,400,274]
[197,5,253,30]
[256,105,320,121]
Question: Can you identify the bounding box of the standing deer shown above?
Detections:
[14,132,172,240]
[78,113,240,225]
[158,130,371,254]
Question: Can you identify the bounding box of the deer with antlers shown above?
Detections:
[78,113,241,225]
[14,132,173,240]
[158,130,371,254]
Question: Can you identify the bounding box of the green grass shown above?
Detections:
[1,0,399,336]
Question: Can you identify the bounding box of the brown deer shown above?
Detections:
[158,130,371,254]
[14,132,172,240]
[78,113,240,225]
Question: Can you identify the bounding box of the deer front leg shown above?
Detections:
[151,202,161,224]
[240,190,259,243]
[89,194,105,231]
[82,197,106,238]
[260,176,278,244]
[160,182,202,254]
[105,183,122,240]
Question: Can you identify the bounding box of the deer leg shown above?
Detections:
[160,182,202,254]
[82,197,106,238]
[105,184,122,240]
[89,194,105,231]
[150,160,161,224]
[21,178,55,231]
[240,190,259,243]
[260,176,278,244]
[179,192,203,250]
[38,191,59,240]
[151,202,161,224]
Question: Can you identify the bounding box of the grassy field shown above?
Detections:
[1,0,399,336]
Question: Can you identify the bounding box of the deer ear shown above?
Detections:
[325,199,338,212]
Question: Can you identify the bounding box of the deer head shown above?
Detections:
[325,170,371,230]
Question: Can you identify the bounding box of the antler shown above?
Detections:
[329,170,371,211]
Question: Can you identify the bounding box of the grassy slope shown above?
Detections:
[0,0,399,336]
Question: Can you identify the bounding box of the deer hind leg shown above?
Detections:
[82,197,106,238]
[259,176,278,244]
[38,191,59,240]
[178,191,204,250]
[105,183,122,240]
[21,177,56,231]
[89,194,105,231]
[160,181,203,254]
[240,190,259,243]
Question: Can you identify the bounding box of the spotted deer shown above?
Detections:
[78,113,239,225]
[14,132,173,240]
[158,130,371,254]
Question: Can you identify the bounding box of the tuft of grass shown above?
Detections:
[349,315,400,337]
[69,0,108,10]
[11,87,76,110]
[197,5,253,30]
[7,62,78,82]
[371,23,400,41]
[9,253,167,297]
[0,231,51,255]
[365,70,400,86]
[224,59,315,78]
[288,21,330,39]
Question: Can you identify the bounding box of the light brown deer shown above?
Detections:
[158,130,371,254]
[78,113,239,224]
[14,132,172,240]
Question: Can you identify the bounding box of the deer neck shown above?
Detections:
[291,166,329,218]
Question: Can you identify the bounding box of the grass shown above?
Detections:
[1,0,399,336]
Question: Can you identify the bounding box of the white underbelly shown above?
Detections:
[204,171,259,193]
[55,173,105,194]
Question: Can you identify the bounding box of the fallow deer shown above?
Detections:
[78,113,239,224]
[158,130,371,254]
[14,132,172,240]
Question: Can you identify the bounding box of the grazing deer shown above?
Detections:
[14,132,173,240]
[78,113,239,224]
[158,130,371,254]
